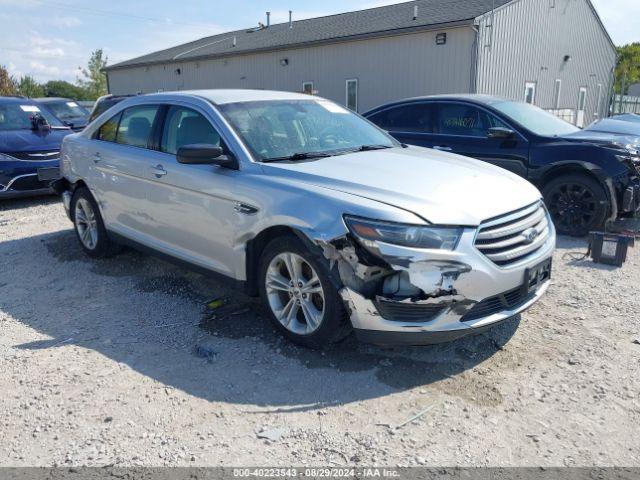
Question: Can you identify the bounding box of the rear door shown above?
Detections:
[89,104,162,236]
[366,102,436,147]
[430,102,530,177]
[143,103,240,277]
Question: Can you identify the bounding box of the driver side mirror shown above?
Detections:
[488,127,516,139]
[177,144,239,170]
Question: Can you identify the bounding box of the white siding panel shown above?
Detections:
[107,27,476,113]
[475,0,616,125]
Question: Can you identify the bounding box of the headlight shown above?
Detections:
[0,152,16,163]
[344,216,463,250]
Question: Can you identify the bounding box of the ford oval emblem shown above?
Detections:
[522,228,539,244]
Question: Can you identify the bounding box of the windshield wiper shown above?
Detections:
[358,144,393,151]
[263,152,333,162]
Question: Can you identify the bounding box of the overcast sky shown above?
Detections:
[1,0,638,83]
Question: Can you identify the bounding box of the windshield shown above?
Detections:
[491,100,579,137]
[0,103,64,130]
[218,100,397,161]
[46,101,89,121]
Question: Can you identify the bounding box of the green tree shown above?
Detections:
[77,49,108,100]
[615,42,640,94]
[17,75,45,98]
[44,80,88,100]
[0,65,17,96]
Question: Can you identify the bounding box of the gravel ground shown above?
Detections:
[1,196,639,467]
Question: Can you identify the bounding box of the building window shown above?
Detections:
[346,79,358,112]
[578,87,588,111]
[595,84,603,117]
[553,79,562,109]
[302,81,314,95]
[524,82,536,105]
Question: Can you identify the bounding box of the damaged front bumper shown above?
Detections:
[342,281,550,345]
[327,208,556,346]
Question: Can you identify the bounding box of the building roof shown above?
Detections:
[106,0,512,71]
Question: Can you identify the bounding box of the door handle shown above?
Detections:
[93,152,101,163]
[151,165,167,178]
[433,146,453,152]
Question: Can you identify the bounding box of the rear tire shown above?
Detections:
[70,187,120,258]
[258,235,351,349]
[542,173,609,237]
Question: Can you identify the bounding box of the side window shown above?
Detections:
[96,112,122,142]
[435,103,489,137]
[161,106,222,155]
[369,104,434,133]
[116,105,159,148]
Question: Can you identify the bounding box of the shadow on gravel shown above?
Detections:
[0,195,59,212]
[3,229,519,409]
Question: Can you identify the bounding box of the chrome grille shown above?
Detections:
[475,202,551,267]
[7,151,59,161]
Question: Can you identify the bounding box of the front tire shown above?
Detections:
[70,187,120,258]
[258,235,351,348]
[542,173,609,237]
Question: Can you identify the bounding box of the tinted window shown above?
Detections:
[369,104,434,133]
[116,105,159,148]
[435,103,508,137]
[161,106,221,155]
[96,112,122,142]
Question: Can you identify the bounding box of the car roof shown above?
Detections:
[0,96,38,105]
[586,118,640,136]
[133,89,318,105]
[365,94,510,114]
[34,97,73,103]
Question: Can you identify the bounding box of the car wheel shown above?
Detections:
[258,235,351,348]
[71,187,120,258]
[542,173,609,237]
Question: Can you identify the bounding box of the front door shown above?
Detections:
[144,104,240,277]
[428,102,530,177]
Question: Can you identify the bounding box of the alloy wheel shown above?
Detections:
[75,198,99,250]
[546,182,597,233]
[265,252,325,335]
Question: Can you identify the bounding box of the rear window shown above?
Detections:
[115,105,159,148]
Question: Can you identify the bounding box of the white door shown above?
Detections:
[524,82,536,105]
[577,87,587,127]
[144,104,240,277]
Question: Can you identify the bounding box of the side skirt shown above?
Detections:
[107,231,248,293]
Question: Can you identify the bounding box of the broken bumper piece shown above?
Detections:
[341,281,550,346]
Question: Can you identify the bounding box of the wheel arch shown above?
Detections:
[244,225,321,297]
[535,162,617,220]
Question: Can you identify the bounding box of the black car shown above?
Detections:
[365,95,640,236]
[88,94,133,123]
[35,97,90,131]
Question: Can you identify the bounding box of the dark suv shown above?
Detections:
[365,95,640,236]
[0,97,71,199]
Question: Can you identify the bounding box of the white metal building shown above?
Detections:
[105,0,617,126]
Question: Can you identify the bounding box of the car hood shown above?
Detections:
[0,128,72,153]
[261,147,541,226]
[562,130,640,148]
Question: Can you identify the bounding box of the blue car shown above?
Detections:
[365,95,640,236]
[0,97,72,199]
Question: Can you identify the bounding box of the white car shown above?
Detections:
[54,90,555,348]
